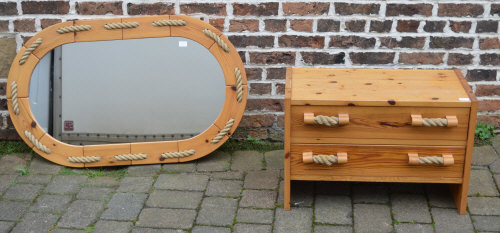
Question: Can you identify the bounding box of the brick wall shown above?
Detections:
[0,1,499,141]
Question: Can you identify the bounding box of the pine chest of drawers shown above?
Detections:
[283,68,477,214]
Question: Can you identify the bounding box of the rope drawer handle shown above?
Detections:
[304,113,349,126]
[411,114,458,127]
[302,152,348,166]
[408,153,454,166]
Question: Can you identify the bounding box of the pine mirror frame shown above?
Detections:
[6,15,247,167]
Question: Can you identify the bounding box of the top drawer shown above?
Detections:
[291,106,470,144]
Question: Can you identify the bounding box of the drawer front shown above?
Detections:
[290,144,465,180]
[291,106,469,143]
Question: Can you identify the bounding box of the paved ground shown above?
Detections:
[0,137,500,233]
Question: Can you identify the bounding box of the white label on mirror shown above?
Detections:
[179,41,187,47]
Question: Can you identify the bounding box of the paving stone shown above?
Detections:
[472,145,499,166]
[240,190,277,208]
[493,136,500,153]
[10,212,58,233]
[146,190,203,209]
[51,229,88,233]
[354,204,393,233]
[264,150,284,170]
[278,181,314,207]
[76,187,113,200]
[274,208,313,233]
[87,176,119,187]
[131,228,187,233]
[426,184,456,208]
[162,162,196,173]
[490,158,500,173]
[314,225,352,233]
[3,183,42,201]
[16,174,51,184]
[58,200,103,228]
[45,175,87,194]
[234,223,272,233]
[155,173,208,191]
[232,151,264,171]
[206,179,242,197]
[192,226,231,233]
[196,151,231,172]
[391,194,432,223]
[101,193,147,220]
[93,220,133,233]
[197,197,238,226]
[117,177,153,193]
[495,174,500,188]
[210,171,244,180]
[315,181,350,195]
[136,208,196,228]
[0,201,30,220]
[127,164,161,176]
[0,221,15,233]
[0,174,16,193]
[468,169,499,196]
[471,216,500,232]
[468,197,500,215]
[30,194,72,213]
[29,157,61,174]
[0,154,30,174]
[315,195,352,224]
[432,208,474,233]
[244,170,279,189]
[236,208,274,224]
[395,223,433,233]
[389,183,424,194]
[353,182,389,204]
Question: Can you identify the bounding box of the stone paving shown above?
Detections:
[0,137,499,233]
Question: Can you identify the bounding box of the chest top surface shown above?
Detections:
[287,68,473,107]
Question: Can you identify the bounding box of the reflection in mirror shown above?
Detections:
[29,37,226,145]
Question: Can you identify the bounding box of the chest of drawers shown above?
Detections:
[283,68,477,214]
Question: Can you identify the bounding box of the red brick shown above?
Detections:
[267,68,286,80]
[0,99,6,110]
[250,52,295,65]
[379,37,425,49]
[233,127,268,140]
[247,99,284,111]
[476,85,500,97]
[397,20,420,32]
[275,84,285,95]
[350,52,395,64]
[40,19,61,29]
[424,21,446,32]
[265,19,286,32]
[399,53,444,65]
[480,54,500,66]
[245,68,262,81]
[450,21,471,33]
[430,37,474,49]
[233,3,278,16]
[22,1,70,14]
[492,4,500,16]
[448,53,473,65]
[290,19,313,32]
[334,3,379,15]
[249,83,272,95]
[76,2,122,15]
[21,36,32,45]
[478,100,500,112]
[345,20,365,32]
[301,52,345,65]
[282,2,329,16]
[329,36,375,49]
[0,21,8,32]
[238,51,246,63]
[279,35,324,49]
[370,20,392,33]
[0,129,21,140]
[127,3,174,15]
[477,115,500,128]
[466,70,496,81]
[479,38,500,50]
[229,19,259,32]
[209,18,224,31]
[228,36,274,48]
[0,82,6,95]
[14,19,35,32]
[0,2,17,15]
[239,114,275,127]
[386,4,432,16]
[438,4,484,17]
[476,20,499,33]
[317,19,340,32]
[180,3,226,16]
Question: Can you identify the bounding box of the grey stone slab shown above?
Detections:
[87,176,119,187]
[100,193,147,221]
[196,151,231,172]
[0,221,15,233]
[314,225,352,233]
[0,201,30,220]
[136,208,196,229]
[353,182,389,204]
[93,220,133,233]
[192,226,231,233]
[16,174,51,184]
[0,154,30,174]
[131,228,187,233]
[264,150,284,170]
[58,200,104,228]
[30,194,72,213]
[28,157,61,175]
[432,208,474,233]
[391,194,432,223]
[354,204,393,233]
[315,195,352,225]
[127,164,161,176]
[236,208,274,224]
[231,151,264,171]
[146,190,203,209]
[0,174,16,193]
[45,175,87,194]
[10,212,58,233]
[234,224,272,233]
[274,208,313,233]
[490,158,500,173]
[197,197,238,226]
[315,181,350,195]
[389,183,425,194]
[240,190,277,208]
[472,216,500,232]
[468,197,500,215]
[210,171,244,180]
[206,179,242,197]
[76,187,113,200]
[426,184,456,208]
[162,162,196,173]
[468,169,499,196]
[117,177,153,193]
[495,174,500,189]
[3,183,42,201]
[278,181,314,207]
[472,146,499,166]
[244,170,280,190]
[395,224,433,233]
[51,229,88,233]
[155,173,208,191]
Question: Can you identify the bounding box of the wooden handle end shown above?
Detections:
[442,154,454,166]
[411,114,423,127]
[302,152,313,164]
[304,113,315,125]
[408,153,419,165]
[338,113,349,125]
[446,116,458,127]
[337,152,348,164]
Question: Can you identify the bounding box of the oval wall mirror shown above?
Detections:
[6,15,247,167]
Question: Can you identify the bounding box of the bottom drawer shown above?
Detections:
[290,144,465,183]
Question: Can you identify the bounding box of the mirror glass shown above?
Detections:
[29,37,226,145]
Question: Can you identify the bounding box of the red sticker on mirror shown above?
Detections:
[64,121,74,131]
